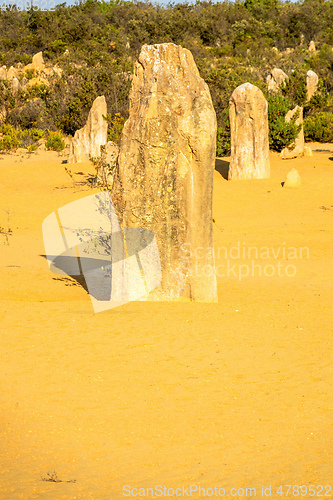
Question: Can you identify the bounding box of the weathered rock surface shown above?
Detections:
[0,66,6,80]
[104,141,119,165]
[111,43,217,302]
[284,168,301,187]
[7,66,18,80]
[68,96,108,163]
[11,77,19,94]
[0,52,62,88]
[27,76,49,88]
[44,65,63,78]
[33,52,45,72]
[33,52,45,71]
[24,52,45,74]
[96,141,119,187]
[267,68,288,92]
[304,145,313,156]
[20,77,29,90]
[306,70,318,101]
[280,106,304,159]
[309,41,316,52]
[228,83,270,180]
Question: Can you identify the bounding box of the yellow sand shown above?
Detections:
[0,145,332,499]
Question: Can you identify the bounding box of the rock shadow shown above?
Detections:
[40,228,156,302]
[215,158,230,180]
[40,254,89,294]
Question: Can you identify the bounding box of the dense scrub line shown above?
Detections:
[0,0,333,154]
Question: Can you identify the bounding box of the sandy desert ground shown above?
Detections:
[0,144,332,500]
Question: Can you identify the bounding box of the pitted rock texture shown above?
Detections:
[68,96,108,164]
[306,70,318,101]
[308,41,316,52]
[228,83,270,180]
[111,43,217,302]
[267,68,288,93]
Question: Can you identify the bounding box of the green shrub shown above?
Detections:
[17,127,45,149]
[280,70,307,107]
[267,94,301,152]
[304,80,333,115]
[0,124,22,151]
[0,134,21,152]
[19,131,33,149]
[26,83,51,101]
[48,39,68,56]
[216,123,231,157]
[28,128,45,141]
[0,124,14,135]
[45,131,65,151]
[25,143,38,153]
[25,69,37,80]
[220,45,233,56]
[106,112,127,144]
[305,92,329,113]
[8,100,47,130]
[60,95,94,137]
[0,52,7,66]
[1,0,333,150]
[304,112,333,142]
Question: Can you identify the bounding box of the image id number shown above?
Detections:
[276,485,331,496]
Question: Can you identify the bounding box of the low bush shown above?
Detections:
[45,131,65,151]
[304,112,333,142]
[280,69,307,107]
[28,128,45,141]
[0,134,21,152]
[26,83,51,101]
[0,125,45,151]
[20,128,44,149]
[8,100,46,130]
[25,143,38,153]
[304,80,333,116]
[105,112,127,144]
[24,69,37,80]
[267,94,301,152]
[216,123,231,157]
[0,124,22,151]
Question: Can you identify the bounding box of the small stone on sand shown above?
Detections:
[284,168,301,187]
[304,145,313,157]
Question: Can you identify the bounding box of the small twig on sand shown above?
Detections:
[0,210,12,244]
[41,471,76,483]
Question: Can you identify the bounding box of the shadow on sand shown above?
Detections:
[40,254,89,295]
[215,158,230,180]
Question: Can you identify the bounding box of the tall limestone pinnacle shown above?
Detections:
[68,96,108,163]
[228,83,270,180]
[306,70,319,101]
[111,43,218,302]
